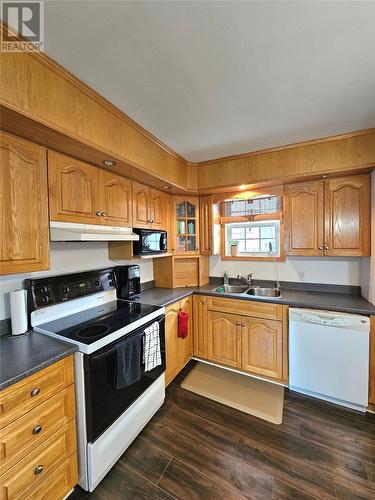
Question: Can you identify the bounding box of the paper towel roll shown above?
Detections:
[10,290,28,335]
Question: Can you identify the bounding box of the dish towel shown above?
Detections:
[178,310,190,338]
[143,321,162,372]
[114,334,141,389]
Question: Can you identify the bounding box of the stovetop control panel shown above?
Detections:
[25,268,117,310]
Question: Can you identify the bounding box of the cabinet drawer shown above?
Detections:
[24,455,78,500]
[0,386,75,473]
[0,421,76,500]
[0,357,74,429]
[207,296,283,321]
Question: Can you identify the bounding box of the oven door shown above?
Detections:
[84,316,165,443]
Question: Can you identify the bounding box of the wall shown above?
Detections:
[365,170,375,304]
[0,242,153,320]
[210,254,364,287]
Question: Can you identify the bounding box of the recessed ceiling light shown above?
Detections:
[321,174,332,178]
[163,185,172,189]
[103,159,116,166]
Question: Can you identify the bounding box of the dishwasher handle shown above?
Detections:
[289,308,370,329]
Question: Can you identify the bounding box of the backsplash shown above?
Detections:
[0,242,153,320]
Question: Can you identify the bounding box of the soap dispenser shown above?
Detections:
[223,271,229,285]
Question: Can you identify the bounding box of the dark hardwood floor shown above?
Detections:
[71,362,375,499]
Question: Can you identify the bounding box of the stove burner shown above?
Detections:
[76,323,111,339]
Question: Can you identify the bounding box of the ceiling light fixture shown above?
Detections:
[103,159,116,166]
[163,185,172,189]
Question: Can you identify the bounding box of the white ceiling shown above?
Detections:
[44,1,375,162]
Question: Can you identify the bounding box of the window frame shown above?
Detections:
[220,213,285,261]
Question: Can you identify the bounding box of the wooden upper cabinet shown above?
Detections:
[324,175,370,256]
[207,311,240,368]
[173,196,200,255]
[0,132,50,275]
[48,151,99,224]
[241,317,283,380]
[99,170,132,227]
[285,181,324,256]
[132,181,150,229]
[199,196,212,255]
[150,188,165,229]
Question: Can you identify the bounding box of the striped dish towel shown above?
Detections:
[143,321,162,372]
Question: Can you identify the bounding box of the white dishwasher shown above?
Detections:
[289,308,370,411]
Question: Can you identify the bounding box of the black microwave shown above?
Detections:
[133,228,168,255]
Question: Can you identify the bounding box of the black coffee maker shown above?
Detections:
[115,265,141,299]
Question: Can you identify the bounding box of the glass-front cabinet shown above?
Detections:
[172,196,200,254]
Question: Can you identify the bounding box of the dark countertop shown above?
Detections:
[138,284,375,316]
[0,331,77,391]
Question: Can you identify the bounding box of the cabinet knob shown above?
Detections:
[241,323,245,327]
[96,211,103,216]
[325,245,329,250]
[101,212,107,217]
[30,387,40,397]
[236,322,241,326]
[32,425,42,435]
[34,465,44,475]
[319,246,323,250]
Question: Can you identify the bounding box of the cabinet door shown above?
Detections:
[164,193,173,252]
[165,302,180,385]
[199,196,212,255]
[0,132,50,275]
[241,317,283,380]
[207,311,240,368]
[99,171,132,227]
[173,196,200,255]
[324,175,370,256]
[132,181,150,229]
[179,296,193,367]
[48,151,99,224]
[150,188,165,229]
[285,181,324,256]
[193,295,208,358]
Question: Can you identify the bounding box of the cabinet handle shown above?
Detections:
[34,465,44,475]
[96,211,103,216]
[30,387,40,397]
[319,246,323,250]
[32,425,42,435]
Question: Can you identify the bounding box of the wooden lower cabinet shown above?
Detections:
[241,317,283,379]
[195,296,287,383]
[0,356,78,500]
[165,297,193,385]
[207,311,241,368]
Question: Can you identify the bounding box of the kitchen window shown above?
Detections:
[221,195,284,260]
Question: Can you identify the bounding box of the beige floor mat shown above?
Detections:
[181,362,284,424]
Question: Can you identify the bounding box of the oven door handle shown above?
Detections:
[91,347,117,362]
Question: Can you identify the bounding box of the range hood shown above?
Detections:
[50,221,140,242]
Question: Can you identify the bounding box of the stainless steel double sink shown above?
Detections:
[212,284,282,298]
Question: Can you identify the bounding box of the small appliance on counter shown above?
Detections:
[132,228,167,255]
[115,264,141,299]
[24,267,165,492]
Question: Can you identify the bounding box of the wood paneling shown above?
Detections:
[173,258,199,287]
[150,188,165,229]
[324,175,370,256]
[193,296,208,359]
[0,357,74,429]
[241,317,283,379]
[198,129,375,191]
[99,170,132,227]
[0,421,76,500]
[207,296,283,321]
[179,297,193,368]
[48,150,99,224]
[0,33,190,191]
[207,311,241,368]
[0,132,49,275]
[285,181,324,256]
[0,385,75,473]
[132,181,150,229]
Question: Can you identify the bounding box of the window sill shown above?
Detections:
[221,254,285,262]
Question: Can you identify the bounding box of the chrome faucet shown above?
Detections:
[237,273,254,287]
